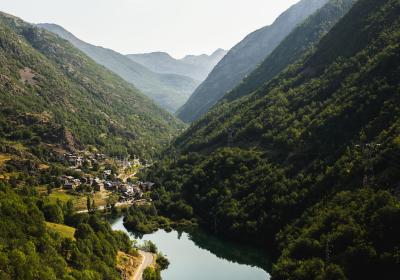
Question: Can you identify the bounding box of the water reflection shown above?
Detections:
[187,227,271,271]
[111,217,270,280]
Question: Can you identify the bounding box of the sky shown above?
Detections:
[0,0,300,59]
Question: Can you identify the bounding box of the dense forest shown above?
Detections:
[145,0,400,278]
[1,0,400,278]
[0,182,134,280]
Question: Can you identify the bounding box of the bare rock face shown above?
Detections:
[19,67,37,86]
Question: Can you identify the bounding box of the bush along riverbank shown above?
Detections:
[122,203,198,234]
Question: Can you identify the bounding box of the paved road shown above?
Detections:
[133,250,154,280]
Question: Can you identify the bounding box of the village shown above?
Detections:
[58,152,155,210]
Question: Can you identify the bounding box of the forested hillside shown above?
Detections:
[38,23,199,112]
[0,183,134,280]
[146,0,400,278]
[0,11,176,279]
[0,13,183,160]
[176,0,330,123]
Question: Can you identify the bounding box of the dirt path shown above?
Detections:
[133,250,154,280]
[118,171,137,183]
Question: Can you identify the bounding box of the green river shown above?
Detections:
[111,217,270,280]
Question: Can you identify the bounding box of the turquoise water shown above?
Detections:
[111,217,270,280]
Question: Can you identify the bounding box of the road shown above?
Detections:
[118,171,137,183]
[133,250,154,280]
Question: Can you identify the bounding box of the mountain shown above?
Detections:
[127,49,227,81]
[0,12,183,160]
[177,0,330,123]
[224,0,356,102]
[0,11,183,279]
[146,0,400,278]
[37,23,199,113]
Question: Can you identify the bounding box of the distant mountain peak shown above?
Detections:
[139,51,174,58]
[181,49,227,61]
[212,48,227,56]
[127,49,226,81]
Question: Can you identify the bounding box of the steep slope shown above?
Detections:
[37,23,199,112]
[177,0,330,123]
[127,49,226,81]
[0,12,183,159]
[225,0,356,102]
[146,0,400,278]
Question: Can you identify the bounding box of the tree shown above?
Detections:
[42,203,64,223]
[143,267,161,280]
[156,253,170,270]
[91,198,96,213]
[86,196,91,212]
[47,184,53,195]
[142,241,158,254]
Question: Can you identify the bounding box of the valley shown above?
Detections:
[0,0,399,279]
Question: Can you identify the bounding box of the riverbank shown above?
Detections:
[111,216,270,280]
[122,203,198,235]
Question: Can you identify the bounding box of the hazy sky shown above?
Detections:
[0,0,300,58]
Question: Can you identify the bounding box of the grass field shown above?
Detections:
[0,154,11,166]
[49,188,111,211]
[0,171,20,180]
[46,222,76,240]
[116,251,142,279]
[49,189,77,203]
[73,191,110,210]
[38,163,50,170]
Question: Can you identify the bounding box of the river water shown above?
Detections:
[111,217,270,280]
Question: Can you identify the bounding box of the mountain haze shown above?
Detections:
[127,49,227,81]
[38,23,199,113]
[224,0,357,102]
[177,0,330,123]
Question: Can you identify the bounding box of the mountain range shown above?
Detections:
[37,23,202,113]
[1,0,400,278]
[127,49,227,82]
[177,0,330,123]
